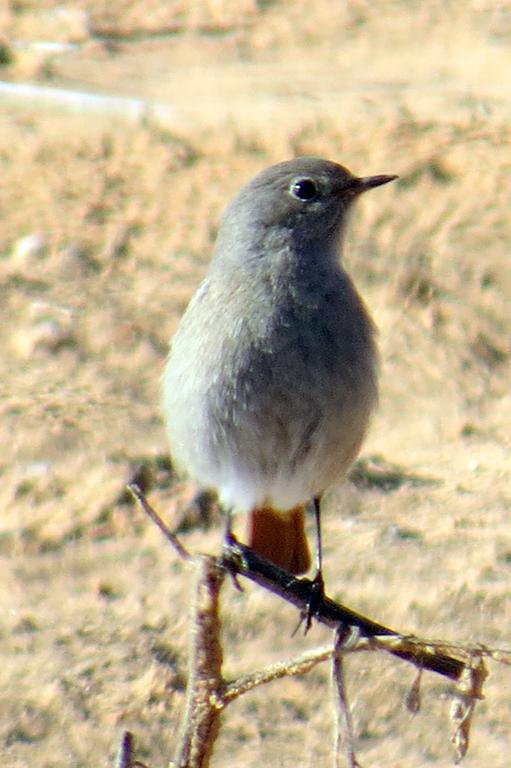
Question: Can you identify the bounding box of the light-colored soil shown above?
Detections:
[2,2,511,766]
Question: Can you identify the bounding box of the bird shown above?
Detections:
[163,157,397,579]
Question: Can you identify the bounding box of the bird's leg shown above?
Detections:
[222,505,236,545]
[313,495,324,585]
[302,496,326,633]
[220,505,244,592]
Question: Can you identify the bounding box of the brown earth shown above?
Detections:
[2,2,511,766]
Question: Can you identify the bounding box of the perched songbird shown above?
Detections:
[163,157,397,575]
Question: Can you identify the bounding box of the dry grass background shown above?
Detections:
[2,1,511,766]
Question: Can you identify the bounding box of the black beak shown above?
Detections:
[356,174,398,192]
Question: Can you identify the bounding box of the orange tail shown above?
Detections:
[246,506,311,575]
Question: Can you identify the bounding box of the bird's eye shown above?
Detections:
[289,178,319,202]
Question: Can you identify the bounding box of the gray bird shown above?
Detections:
[163,157,397,575]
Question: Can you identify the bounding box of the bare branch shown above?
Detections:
[223,645,333,703]
[332,627,362,768]
[221,537,466,682]
[128,483,190,560]
[450,654,487,763]
[126,489,499,766]
[172,556,225,768]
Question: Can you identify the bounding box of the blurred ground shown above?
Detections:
[2,1,511,766]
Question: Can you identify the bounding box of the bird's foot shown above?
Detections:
[220,530,244,592]
[293,569,325,636]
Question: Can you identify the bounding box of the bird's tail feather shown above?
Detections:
[246,505,311,575]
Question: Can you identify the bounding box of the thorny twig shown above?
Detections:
[221,536,465,681]
[123,487,505,768]
[332,627,362,768]
[128,483,190,560]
